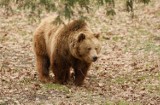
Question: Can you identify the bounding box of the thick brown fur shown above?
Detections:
[33,16,101,86]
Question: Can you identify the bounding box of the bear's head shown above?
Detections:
[70,31,101,63]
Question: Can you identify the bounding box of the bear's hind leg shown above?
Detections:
[36,55,50,83]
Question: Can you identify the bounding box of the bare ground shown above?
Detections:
[0,0,160,105]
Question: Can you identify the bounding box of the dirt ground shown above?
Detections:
[0,0,160,105]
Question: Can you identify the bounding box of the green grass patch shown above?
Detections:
[105,100,142,105]
[143,41,160,52]
[20,78,32,84]
[105,100,114,105]
[155,11,160,17]
[157,24,160,29]
[105,100,131,105]
[157,73,160,80]
[112,76,130,84]
[117,100,129,105]
[123,27,160,54]
[145,83,160,94]
[43,83,69,93]
[112,36,123,41]
[124,35,160,55]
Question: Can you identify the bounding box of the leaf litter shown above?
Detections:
[0,0,160,104]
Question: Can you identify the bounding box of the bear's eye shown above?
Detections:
[87,48,91,51]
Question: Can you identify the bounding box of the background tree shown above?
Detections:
[0,0,150,22]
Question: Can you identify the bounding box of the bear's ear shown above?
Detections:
[94,33,100,39]
[78,33,85,42]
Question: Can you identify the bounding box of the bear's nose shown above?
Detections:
[92,56,98,62]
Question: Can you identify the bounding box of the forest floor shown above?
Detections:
[0,0,160,105]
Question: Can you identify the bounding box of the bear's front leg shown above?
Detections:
[74,69,88,86]
[51,59,70,84]
[53,68,70,84]
[72,60,90,86]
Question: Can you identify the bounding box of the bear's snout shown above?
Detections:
[92,56,98,62]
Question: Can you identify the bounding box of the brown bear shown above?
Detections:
[33,16,101,86]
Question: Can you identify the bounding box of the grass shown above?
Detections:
[112,36,124,42]
[117,100,129,105]
[43,83,69,93]
[105,100,131,105]
[105,100,115,105]
[123,27,160,55]
[111,74,133,85]
[20,78,32,84]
